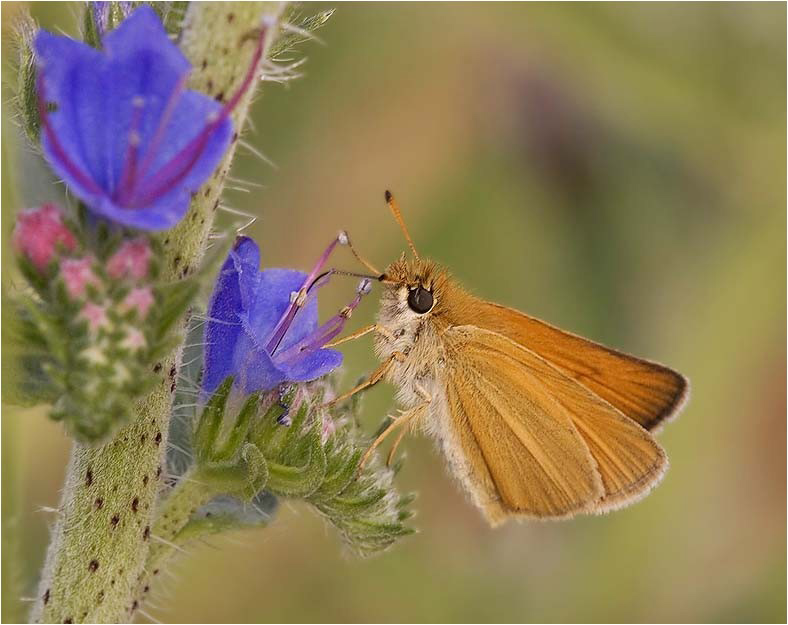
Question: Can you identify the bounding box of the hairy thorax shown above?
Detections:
[373,265,448,410]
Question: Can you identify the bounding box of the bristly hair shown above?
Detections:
[383,257,452,295]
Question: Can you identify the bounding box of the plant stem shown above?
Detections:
[30,4,282,622]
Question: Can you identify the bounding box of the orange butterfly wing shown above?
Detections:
[441,326,668,524]
[467,301,688,431]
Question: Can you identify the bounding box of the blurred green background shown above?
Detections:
[2,2,786,622]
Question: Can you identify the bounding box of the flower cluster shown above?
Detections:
[10,5,271,439]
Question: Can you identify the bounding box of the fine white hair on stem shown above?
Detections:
[136,609,163,624]
[238,139,278,169]
[280,20,326,45]
[226,174,265,189]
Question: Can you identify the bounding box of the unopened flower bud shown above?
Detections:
[60,257,98,298]
[120,327,146,352]
[80,302,109,333]
[13,204,76,271]
[120,287,154,319]
[107,238,152,281]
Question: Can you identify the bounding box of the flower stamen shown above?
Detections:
[266,234,342,355]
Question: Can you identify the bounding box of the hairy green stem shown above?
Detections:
[31,3,283,622]
[141,469,216,585]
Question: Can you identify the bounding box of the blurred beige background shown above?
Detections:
[3,2,786,622]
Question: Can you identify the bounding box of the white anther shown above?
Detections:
[357,278,372,295]
[206,111,219,123]
[128,130,141,146]
[290,288,307,307]
[132,96,145,108]
[337,231,349,245]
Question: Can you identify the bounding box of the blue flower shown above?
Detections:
[34,6,234,230]
[203,237,349,395]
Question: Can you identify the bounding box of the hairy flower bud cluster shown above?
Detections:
[10,201,193,440]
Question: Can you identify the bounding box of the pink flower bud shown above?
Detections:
[107,238,151,281]
[120,287,154,319]
[60,257,99,298]
[80,302,109,333]
[121,327,146,352]
[13,204,76,271]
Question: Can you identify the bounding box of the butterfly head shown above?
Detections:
[377,255,453,330]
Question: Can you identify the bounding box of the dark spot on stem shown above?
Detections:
[88,559,99,573]
[140,434,147,444]
[43,589,50,604]
[110,515,120,528]
[153,362,162,373]
[203,186,211,197]
[143,585,150,593]
[156,466,162,479]
[85,467,93,486]
[143,475,149,486]
[215,91,225,103]
[97,590,105,603]
[143,525,150,540]
[154,432,162,446]
[173,255,181,268]
[169,365,177,379]
[131,497,139,513]
[64,618,73,623]
[227,13,235,23]
[131,600,139,612]
[94,498,103,510]
[201,59,207,70]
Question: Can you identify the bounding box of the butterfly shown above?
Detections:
[331,191,688,525]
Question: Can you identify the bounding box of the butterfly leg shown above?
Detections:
[323,350,405,408]
[360,401,429,471]
[386,382,431,466]
[325,323,395,348]
[386,427,409,467]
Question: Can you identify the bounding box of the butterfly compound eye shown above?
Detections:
[407,286,434,314]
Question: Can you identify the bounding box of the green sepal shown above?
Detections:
[81,4,102,48]
[193,376,234,463]
[213,393,261,462]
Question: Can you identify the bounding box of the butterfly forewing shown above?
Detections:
[467,301,688,431]
[442,326,668,521]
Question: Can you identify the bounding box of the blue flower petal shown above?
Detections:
[281,348,343,383]
[35,6,234,231]
[248,269,318,351]
[235,343,287,393]
[203,248,245,394]
[230,236,261,311]
[102,6,189,76]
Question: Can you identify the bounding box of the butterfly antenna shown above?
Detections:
[385,190,420,260]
